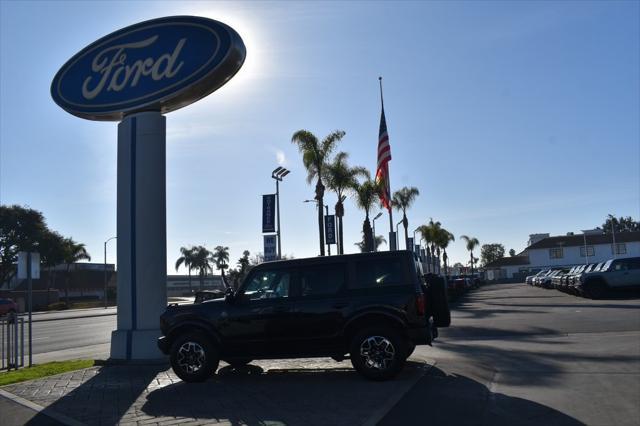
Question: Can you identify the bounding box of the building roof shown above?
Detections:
[527,231,640,250]
[484,256,530,268]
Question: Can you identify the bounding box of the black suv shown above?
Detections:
[158,250,449,382]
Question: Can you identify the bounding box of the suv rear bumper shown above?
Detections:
[408,326,431,345]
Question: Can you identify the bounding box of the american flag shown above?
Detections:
[375,105,392,210]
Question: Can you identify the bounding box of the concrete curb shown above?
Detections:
[30,312,116,323]
[0,388,85,426]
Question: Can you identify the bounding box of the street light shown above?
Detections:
[304,200,331,255]
[395,219,403,250]
[372,212,383,252]
[104,236,117,309]
[413,226,421,257]
[272,167,290,260]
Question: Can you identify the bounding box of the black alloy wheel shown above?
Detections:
[350,327,407,381]
[170,331,219,383]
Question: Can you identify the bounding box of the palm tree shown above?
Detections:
[40,230,65,305]
[324,152,368,254]
[190,246,213,291]
[353,173,381,253]
[460,235,480,277]
[291,129,345,256]
[233,250,251,289]
[417,219,442,273]
[392,187,420,250]
[212,246,230,288]
[435,228,455,276]
[61,238,91,304]
[355,234,387,253]
[175,246,196,292]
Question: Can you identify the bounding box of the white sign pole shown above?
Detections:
[110,111,167,360]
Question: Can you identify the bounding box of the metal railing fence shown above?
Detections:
[1,313,25,370]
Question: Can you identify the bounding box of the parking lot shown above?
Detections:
[2,282,639,425]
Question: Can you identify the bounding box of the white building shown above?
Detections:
[485,230,640,281]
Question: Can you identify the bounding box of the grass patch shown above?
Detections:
[0,359,95,386]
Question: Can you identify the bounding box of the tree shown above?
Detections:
[392,187,420,250]
[175,246,196,291]
[460,235,480,277]
[0,205,49,285]
[602,214,639,233]
[291,129,345,256]
[190,246,213,291]
[481,244,505,266]
[419,219,443,273]
[232,250,251,289]
[355,234,387,252]
[509,249,516,257]
[40,230,66,304]
[435,228,455,276]
[61,238,91,303]
[212,246,230,288]
[324,152,368,254]
[353,173,381,253]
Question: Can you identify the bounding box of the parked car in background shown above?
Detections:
[0,298,18,316]
[526,270,549,285]
[578,257,640,298]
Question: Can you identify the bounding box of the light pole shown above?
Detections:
[304,200,331,255]
[395,219,403,250]
[413,226,421,257]
[272,167,290,260]
[104,236,117,309]
[372,212,383,252]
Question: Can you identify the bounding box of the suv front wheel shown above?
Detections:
[349,327,407,381]
[170,331,219,382]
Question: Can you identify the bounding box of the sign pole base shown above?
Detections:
[110,111,167,360]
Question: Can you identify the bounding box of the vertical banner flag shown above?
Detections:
[325,215,336,245]
[264,235,277,261]
[262,194,276,233]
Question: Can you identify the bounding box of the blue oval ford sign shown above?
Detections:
[51,16,246,121]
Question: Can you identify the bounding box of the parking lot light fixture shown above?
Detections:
[272,167,290,259]
[104,236,117,309]
[395,219,403,250]
[372,212,383,252]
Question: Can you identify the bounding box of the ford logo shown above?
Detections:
[51,16,246,121]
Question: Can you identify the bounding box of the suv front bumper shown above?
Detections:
[157,336,170,355]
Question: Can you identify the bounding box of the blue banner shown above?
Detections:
[264,235,277,261]
[262,194,276,233]
[325,215,336,245]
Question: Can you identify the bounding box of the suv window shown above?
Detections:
[300,263,346,297]
[352,257,404,289]
[243,269,290,300]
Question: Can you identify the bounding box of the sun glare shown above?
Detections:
[192,5,263,95]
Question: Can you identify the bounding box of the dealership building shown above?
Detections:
[484,230,640,281]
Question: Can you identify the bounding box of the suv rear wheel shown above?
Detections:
[170,331,219,382]
[349,327,407,381]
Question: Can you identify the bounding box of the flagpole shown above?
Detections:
[379,77,395,251]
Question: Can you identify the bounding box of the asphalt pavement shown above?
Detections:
[1,283,638,425]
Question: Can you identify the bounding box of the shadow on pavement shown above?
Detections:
[141,361,425,426]
[23,364,167,426]
[379,366,584,426]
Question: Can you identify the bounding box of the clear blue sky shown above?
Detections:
[1,0,638,273]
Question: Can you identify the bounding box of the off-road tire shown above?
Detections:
[170,331,219,383]
[349,327,407,381]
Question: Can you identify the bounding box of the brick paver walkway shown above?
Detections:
[2,359,428,426]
